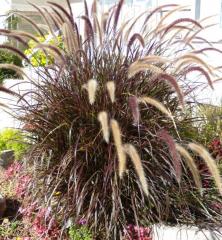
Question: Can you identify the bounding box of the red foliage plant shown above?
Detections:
[4,162,22,180]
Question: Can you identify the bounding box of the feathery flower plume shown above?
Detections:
[189,143,222,195]
[139,97,173,119]
[127,33,145,49]
[176,144,202,193]
[106,81,116,103]
[83,79,98,105]
[124,144,148,196]
[176,54,214,75]
[128,63,163,78]
[111,119,126,178]
[153,73,184,107]
[157,130,181,182]
[163,18,202,35]
[128,96,140,125]
[183,66,213,89]
[0,64,29,80]
[98,111,110,143]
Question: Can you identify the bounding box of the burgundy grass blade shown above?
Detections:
[154,73,184,107]
[157,129,182,182]
[163,18,202,35]
[128,96,140,125]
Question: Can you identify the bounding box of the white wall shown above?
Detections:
[153,225,221,240]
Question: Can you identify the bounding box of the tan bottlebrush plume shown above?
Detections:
[113,18,132,50]
[157,5,189,29]
[185,24,216,45]
[98,111,110,143]
[128,96,140,125]
[168,26,193,45]
[139,97,173,119]
[106,81,116,103]
[157,130,182,182]
[111,119,126,179]
[113,0,124,32]
[124,11,147,42]
[184,15,216,42]
[101,11,109,34]
[0,31,28,48]
[128,63,163,78]
[163,18,202,35]
[137,55,168,64]
[13,12,45,37]
[47,1,75,26]
[0,85,18,96]
[141,4,178,35]
[0,102,8,108]
[176,54,214,75]
[62,22,78,52]
[176,144,202,193]
[0,64,29,80]
[183,66,213,89]
[192,47,222,55]
[83,79,98,105]
[127,33,145,49]
[0,44,30,63]
[93,14,102,45]
[13,30,40,43]
[81,15,94,44]
[188,143,222,195]
[124,144,148,196]
[175,59,214,90]
[153,73,184,107]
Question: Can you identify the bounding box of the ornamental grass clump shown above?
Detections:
[1,1,222,238]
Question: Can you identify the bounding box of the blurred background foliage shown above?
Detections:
[0,48,22,84]
[24,35,64,67]
[0,128,28,160]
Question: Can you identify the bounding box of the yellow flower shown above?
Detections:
[54,191,61,196]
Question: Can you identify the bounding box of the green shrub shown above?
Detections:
[0,48,22,83]
[0,219,22,238]
[69,225,92,240]
[0,128,28,160]
[24,35,63,67]
[197,104,222,144]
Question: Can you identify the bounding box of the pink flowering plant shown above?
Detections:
[124,225,152,240]
[4,162,22,180]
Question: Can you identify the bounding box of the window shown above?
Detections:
[195,0,201,20]
[101,0,131,6]
[220,0,222,27]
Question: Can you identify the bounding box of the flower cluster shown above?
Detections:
[211,201,222,213]
[124,225,152,240]
[4,162,22,180]
[19,202,37,218]
[32,207,59,239]
[15,175,31,197]
[209,138,222,159]
[15,237,31,240]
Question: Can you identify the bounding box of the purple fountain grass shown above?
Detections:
[1,0,222,238]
